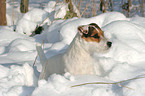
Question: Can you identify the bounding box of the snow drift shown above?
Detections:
[1,1,145,95]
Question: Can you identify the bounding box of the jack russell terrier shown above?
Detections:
[36,23,112,80]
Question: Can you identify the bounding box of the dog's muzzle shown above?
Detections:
[107,41,112,48]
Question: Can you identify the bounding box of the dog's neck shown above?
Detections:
[63,34,95,74]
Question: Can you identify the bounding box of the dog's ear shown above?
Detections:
[89,23,101,30]
[78,25,89,36]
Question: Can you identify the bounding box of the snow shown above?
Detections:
[16,8,50,35]
[54,3,68,19]
[6,2,23,26]
[0,63,36,96]
[44,1,69,19]
[44,1,56,13]
[102,20,145,63]
[0,0,145,96]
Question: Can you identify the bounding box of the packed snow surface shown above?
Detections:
[1,1,145,96]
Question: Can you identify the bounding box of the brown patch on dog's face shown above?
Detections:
[78,23,104,43]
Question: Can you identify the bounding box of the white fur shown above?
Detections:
[36,32,109,80]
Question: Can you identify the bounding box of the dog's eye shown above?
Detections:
[92,34,100,39]
[83,30,88,34]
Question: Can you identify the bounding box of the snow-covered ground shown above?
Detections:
[0,0,145,96]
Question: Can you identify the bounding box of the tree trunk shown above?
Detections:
[20,0,29,13]
[109,0,113,11]
[128,0,132,17]
[141,0,144,16]
[100,0,107,13]
[0,0,7,25]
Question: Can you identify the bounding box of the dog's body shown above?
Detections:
[36,23,112,80]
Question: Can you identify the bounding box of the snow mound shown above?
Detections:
[32,74,115,96]
[130,15,145,28]
[0,29,34,44]
[16,8,50,35]
[44,1,56,13]
[8,38,36,52]
[102,20,145,63]
[0,29,36,61]
[23,9,49,23]
[0,63,36,96]
[16,19,37,35]
[54,3,68,19]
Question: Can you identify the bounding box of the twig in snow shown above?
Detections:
[12,0,15,25]
[71,76,145,90]
[33,40,45,66]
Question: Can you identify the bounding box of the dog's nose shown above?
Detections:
[107,41,112,48]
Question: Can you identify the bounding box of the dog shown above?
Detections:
[36,23,112,80]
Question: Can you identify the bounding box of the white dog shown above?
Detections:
[36,23,112,80]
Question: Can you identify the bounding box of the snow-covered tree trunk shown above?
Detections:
[0,0,7,25]
[20,0,29,13]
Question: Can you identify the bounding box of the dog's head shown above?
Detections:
[78,23,112,53]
